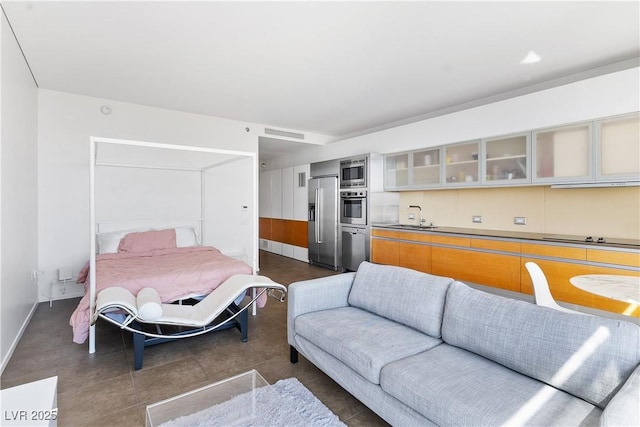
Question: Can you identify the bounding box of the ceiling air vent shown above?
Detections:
[264,128,305,140]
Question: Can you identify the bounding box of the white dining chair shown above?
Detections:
[524,262,584,315]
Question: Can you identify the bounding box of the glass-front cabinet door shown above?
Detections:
[412,148,441,187]
[384,152,410,190]
[483,133,529,184]
[596,113,640,181]
[444,140,480,186]
[532,122,593,183]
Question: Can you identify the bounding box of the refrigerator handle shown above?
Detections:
[315,188,322,243]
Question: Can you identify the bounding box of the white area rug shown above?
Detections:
[160,377,346,426]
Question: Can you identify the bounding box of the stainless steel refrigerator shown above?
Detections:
[308,176,339,270]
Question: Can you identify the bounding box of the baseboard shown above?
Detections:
[0,299,39,376]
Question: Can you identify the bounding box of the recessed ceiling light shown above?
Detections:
[520,50,541,64]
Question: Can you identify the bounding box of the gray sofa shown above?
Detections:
[287,261,640,426]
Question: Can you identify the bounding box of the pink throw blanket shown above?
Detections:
[70,246,255,344]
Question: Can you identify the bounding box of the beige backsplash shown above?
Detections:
[399,186,640,240]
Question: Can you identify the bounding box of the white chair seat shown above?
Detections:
[525,262,585,315]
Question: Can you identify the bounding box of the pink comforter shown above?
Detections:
[70,246,255,344]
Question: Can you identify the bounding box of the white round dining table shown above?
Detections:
[570,275,640,305]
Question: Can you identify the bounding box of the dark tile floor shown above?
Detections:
[1,251,389,426]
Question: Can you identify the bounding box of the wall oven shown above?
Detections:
[340,191,367,225]
[340,158,367,189]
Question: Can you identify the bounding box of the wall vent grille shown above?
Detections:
[264,128,305,140]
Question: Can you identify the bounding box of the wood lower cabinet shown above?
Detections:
[371,227,639,318]
[587,248,640,267]
[371,238,399,266]
[431,246,520,292]
[371,229,431,273]
[399,242,431,273]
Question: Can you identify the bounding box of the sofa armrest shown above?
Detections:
[287,272,355,346]
[600,363,640,427]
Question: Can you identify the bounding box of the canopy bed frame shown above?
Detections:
[88,136,259,354]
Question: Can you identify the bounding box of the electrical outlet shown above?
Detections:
[514,216,527,225]
[408,213,416,220]
[472,215,482,223]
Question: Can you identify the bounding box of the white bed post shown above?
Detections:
[200,171,206,245]
[252,152,259,275]
[252,152,259,316]
[89,137,97,354]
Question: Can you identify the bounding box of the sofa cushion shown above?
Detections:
[381,344,601,426]
[294,306,442,384]
[348,261,453,337]
[442,281,640,408]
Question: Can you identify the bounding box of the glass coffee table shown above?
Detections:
[146,370,289,427]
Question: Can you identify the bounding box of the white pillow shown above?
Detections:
[97,227,150,254]
[97,230,128,254]
[175,227,201,247]
[98,226,199,253]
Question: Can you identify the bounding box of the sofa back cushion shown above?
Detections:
[348,261,453,338]
[442,281,640,408]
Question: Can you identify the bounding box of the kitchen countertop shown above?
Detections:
[371,223,640,250]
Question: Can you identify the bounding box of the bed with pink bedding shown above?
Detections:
[70,229,256,344]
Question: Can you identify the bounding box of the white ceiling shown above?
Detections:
[3,1,639,160]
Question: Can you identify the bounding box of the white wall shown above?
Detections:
[204,156,256,265]
[37,89,262,302]
[1,13,39,372]
[267,67,640,169]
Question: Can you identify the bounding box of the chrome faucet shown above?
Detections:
[408,205,425,226]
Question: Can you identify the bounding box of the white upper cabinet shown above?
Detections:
[259,169,282,218]
[532,122,593,184]
[383,113,637,190]
[282,167,295,220]
[270,169,283,218]
[293,164,310,221]
[259,164,310,221]
[412,148,442,187]
[384,153,410,190]
[444,140,480,186]
[483,133,530,185]
[259,170,271,217]
[596,113,640,181]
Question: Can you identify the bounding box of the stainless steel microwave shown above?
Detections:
[340,158,367,188]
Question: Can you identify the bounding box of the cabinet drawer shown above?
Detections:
[372,229,431,243]
[586,249,640,268]
[470,238,521,254]
[521,243,586,261]
[431,235,471,248]
[431,247,520,292]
